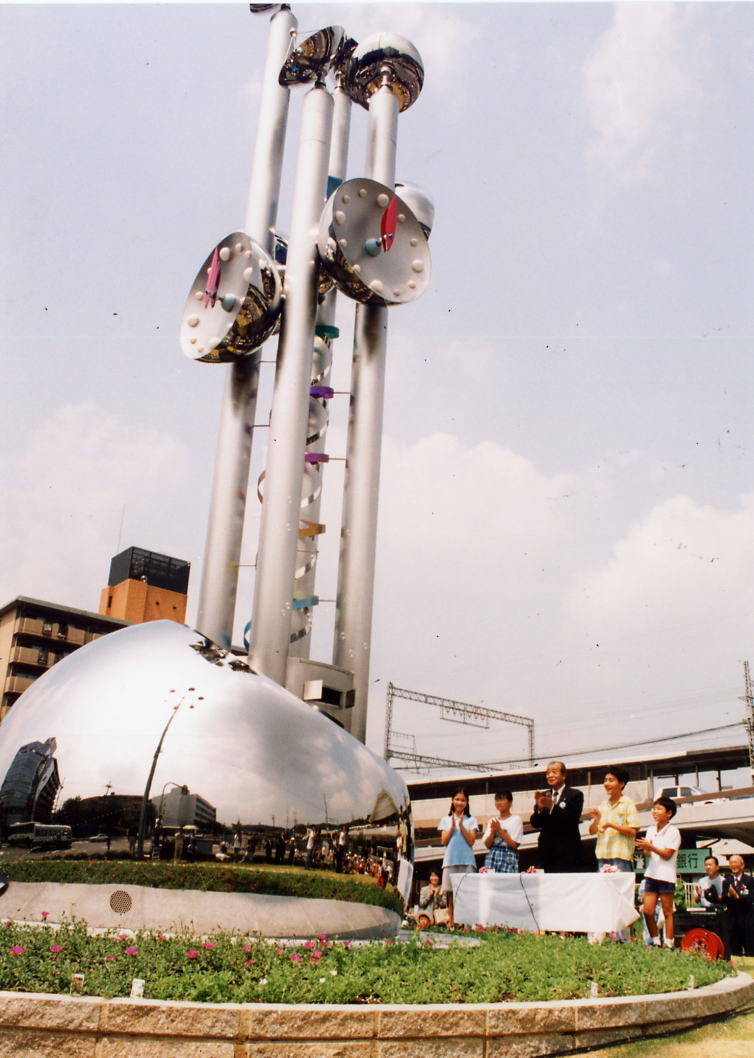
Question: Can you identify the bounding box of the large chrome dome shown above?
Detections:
[0,621,409,835]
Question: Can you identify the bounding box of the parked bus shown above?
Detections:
[7,822,72,850]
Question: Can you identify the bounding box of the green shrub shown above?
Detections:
[0,859,403,916]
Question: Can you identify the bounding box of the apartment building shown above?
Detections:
[0,597,127,721]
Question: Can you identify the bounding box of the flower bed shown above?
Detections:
[0,921,733,1004]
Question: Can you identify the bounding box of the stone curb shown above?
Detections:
[0,973,750,1057]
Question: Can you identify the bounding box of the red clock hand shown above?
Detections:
[380,197,397,252]
[204,248,222,308]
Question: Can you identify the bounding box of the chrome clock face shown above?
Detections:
[317,179,430,307]
[180,233,282,363]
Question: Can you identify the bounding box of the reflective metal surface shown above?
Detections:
[180,233,282,363]
[344,33,424,112]
[395,182,434,238]
[0,621,411,843]
[318,178,430,306]
[279,26,346,86]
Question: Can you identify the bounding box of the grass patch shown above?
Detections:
[0,922,734,1004]
[0,859,403,916]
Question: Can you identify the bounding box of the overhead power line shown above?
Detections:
[477,722,746,769]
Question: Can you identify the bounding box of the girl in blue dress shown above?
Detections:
[438,787,478,928]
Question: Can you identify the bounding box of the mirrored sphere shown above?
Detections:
[345,33,424,112]
[0,622,411,843]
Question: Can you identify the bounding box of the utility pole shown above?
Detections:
[741,661,754,781]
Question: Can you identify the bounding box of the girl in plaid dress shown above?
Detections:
[483,790,522,873]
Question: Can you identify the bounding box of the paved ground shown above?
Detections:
[569,958,754,1057]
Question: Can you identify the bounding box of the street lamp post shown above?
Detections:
[136,688,197,859]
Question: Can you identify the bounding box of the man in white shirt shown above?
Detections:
[695,855,723,909]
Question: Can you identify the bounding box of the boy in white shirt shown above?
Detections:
[636,796,681,949]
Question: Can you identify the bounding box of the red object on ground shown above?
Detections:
[680,927,725,960]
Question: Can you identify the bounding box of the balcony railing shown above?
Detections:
[15,617,86,646]
[9,646,56,669]
[5,675,35,694]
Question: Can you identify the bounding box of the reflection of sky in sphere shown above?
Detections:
[0,622,408,830]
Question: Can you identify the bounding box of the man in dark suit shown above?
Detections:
[530,761,584,872]
[722,853,754,956]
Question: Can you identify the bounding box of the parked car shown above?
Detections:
[654,785,719,804]
[89,833,109,842]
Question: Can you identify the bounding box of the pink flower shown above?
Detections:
[41,911,49,919]
[290,954,302,963]
[203,942,215,949]
[10,945,24,955]
[242,944,252,952]
[118,933,128,940]
[157,934,168,941]
[311,950,322,959]
[316,934,327,941]
[186,949,199,959]
[105,955,115,962]
[244,959,255,966]
[125,947,137,956]
[303,940,314,949]
[274,948,284,955]
[50,945,63,953]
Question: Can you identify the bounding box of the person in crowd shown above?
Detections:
[438,787,478,928]
[483,789,522,873]
[695,854,724,908]
[335,826,348,873]
[694,854,730,958]
[588,767,639,870]
[530,761,584,872]
[305,825,318,869]
[419,870,446,912]
[416,870,447,927]
[722,853,754,956]
[636,796,681,949]
[588,766,639,941]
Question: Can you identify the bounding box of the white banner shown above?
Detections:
[452,872,639,933]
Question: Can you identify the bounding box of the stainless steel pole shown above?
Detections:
[289,79,352,660]
[196,6,295,648]
[333,80,398,741]
[249,82,334,683]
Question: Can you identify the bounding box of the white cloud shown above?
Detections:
[562,492,754,702]
[1,403,190,610]
[582,4,696,185]
[366,433,576,719]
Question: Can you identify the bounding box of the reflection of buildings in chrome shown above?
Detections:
[152,786,216,829]
[0,621,409,841]
[0,736,60,825]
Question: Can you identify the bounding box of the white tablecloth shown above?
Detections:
[452,872,639,933]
